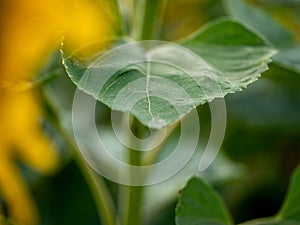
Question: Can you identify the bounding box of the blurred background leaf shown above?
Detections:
[225,0,300,73]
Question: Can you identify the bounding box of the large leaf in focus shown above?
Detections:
[62,19,275,129]
[226,0,300,73]
[181,19,275,86]
[175,177,233,225]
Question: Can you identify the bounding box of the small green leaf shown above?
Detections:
[225,0,300,74]
[62,19,275,129]
[239,166,300,225]
[239,218,299,225]
[175,177,233,225]
[175,167,300,225]
[278,166,300,221]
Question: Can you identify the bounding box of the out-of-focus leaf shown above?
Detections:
[274,47,300,73]
[175,177,233,225]
[225,0,295,48]
[246,0,300,43]
[62,19,275,129]
[225,0,300,73]
[239,218,299,225]
[236,167,300,225]
[278,167,300,221]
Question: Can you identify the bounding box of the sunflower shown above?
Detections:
[0,89,59,225]
[0,0,117,224]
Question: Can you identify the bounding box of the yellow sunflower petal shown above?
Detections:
[0,90,60,174]
[0,1,118,225]
[0,0,118,82]
[16,132,60,175]
[0,153,39,225]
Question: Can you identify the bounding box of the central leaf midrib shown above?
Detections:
[145,59,154,120]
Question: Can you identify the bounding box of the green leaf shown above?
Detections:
[62,19,275,129]
[278,166,300,221]
[175,167,300,225]
[175,177,233,225]
[225,0,295,48]
[239,218,299,225]
[239,167,300,225]
[225,0,300,73]
[181,19,275,87]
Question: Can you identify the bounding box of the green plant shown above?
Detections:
[176,166,300,225]
[40,0,300,225]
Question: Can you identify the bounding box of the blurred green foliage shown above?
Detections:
[3,0,299,225]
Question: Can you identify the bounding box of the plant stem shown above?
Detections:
[142,121,179,166]
[65,134,118,225]
[120,1,170,224]
[133,0,166,40]
[112,0,126,36]
[120,117,144,225]
[43,89,118,225]
[124,151,143,225]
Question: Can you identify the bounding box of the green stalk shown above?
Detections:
[62,131,118,225]
[123,150,143,225]
[43,90,118,225]
[142,121,179,166]
[119,1,169,225]
[120,116,144,225]
[111,0,126,36]
[133,0,167,40]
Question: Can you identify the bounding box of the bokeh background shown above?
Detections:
[0,0,300,225]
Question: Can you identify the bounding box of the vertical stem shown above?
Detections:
[43,90,118,225]
[111,0,126,36]
[124,185,143,224]
[71,142,119,225]
[120,1,169,225]
[58,125,119,225]
[142,121,179,166]
[133,0,167,40]
[124,150,143,225]
[121,117,144,225]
